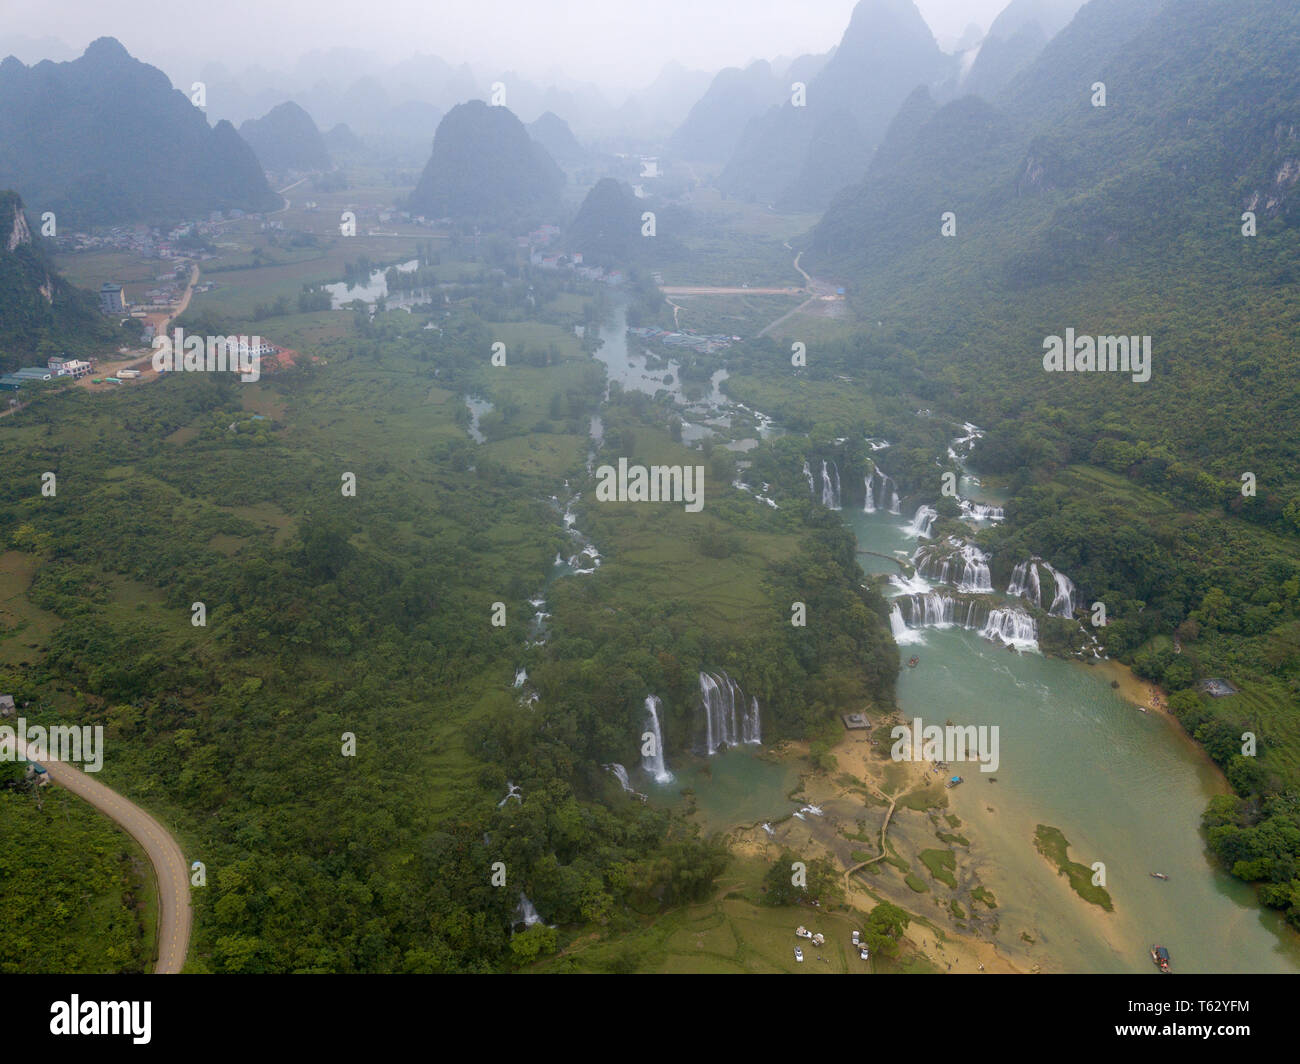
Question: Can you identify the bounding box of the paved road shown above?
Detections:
[17,738,191,974]
[660,285,804,295]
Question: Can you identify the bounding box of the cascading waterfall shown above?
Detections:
[1043,562,1076,619]
[958,498,1005,523]
[802,461,815,496]
[513,668,527,688]
[1007,559,1043,607]
[1006,559,1075,618]
[890,603,925,645]
[698,671,762,754]
[864,467,900,514]
[893,594,1038,650]
[820,460,842,510]
[514,893,543,928]
[980,608,1039,649]
[605,763,634,792]
[912,540,993,593]
[642,695,674,783]
[906,504,938,538]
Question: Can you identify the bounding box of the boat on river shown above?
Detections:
[1151,945,1171,972]
[1150,872,1169,881]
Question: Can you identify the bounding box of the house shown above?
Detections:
[0,376,23,391]
[47,357,90,378]
[842,713,870,731]
[13,367,53,381]
[100,283,126,314]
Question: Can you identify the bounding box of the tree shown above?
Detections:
[508,924,557,965]
[861,901,910,958]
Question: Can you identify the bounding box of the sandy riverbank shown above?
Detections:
[729,722,1030,973]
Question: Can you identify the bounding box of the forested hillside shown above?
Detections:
[0,38,278,227]
[0,190,117,367]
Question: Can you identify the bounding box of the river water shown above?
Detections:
[591,298,1299,972]
[847,504,1300,973]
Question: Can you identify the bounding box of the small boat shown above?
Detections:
[811,933,825,947]
[795,926,810,938]
[946,776,964,788]
[860,949,870,961]
[794,947,804,963]
[1150,945,1171,973]
[907,656,919,668]
[1150,872,1169,881]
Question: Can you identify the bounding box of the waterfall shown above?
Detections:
[980,608,1039,649]
[605,763,634,792]
[906,505,938,538]
[890,603,925,645]
[802,461,815,496]
[513,668,527,688]
[1007,559,1075,618]
[822,460,841,510]
[498,781,523,807]
[642,695,674,783]
[514,893,543,928]
[866,467,899,514]
[958,498,1004,523]
[892,594,1038,651]
[913,541,992,593]
[1043,562,1076,619]
[1007,559,1042,608]
[698,671,762,754]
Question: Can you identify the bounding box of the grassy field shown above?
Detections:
[534,854,884,974]
[723,373,880,434]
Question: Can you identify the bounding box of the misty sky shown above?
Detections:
[5,0,1010,95]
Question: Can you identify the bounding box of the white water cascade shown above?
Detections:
[820,460,842,510]
[906,504,939,538]
[1043,562,1076,619]
[1007,559,1043,606]
[514,893,544,928]
[642,695,675,783]
[980,608,1040,649]
[893,594,1038,651]
[1007,559,1076,619]
[890,603,925,645]
[698,671,762,754]
[802,461,815,496]
[912,540,993,593]
[605,762,634,792]
[865,466,901,514]
[958,498,1005,523]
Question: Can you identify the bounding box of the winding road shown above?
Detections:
[17,738,191,974]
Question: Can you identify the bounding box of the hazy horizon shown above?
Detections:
[3,0,1010,99]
